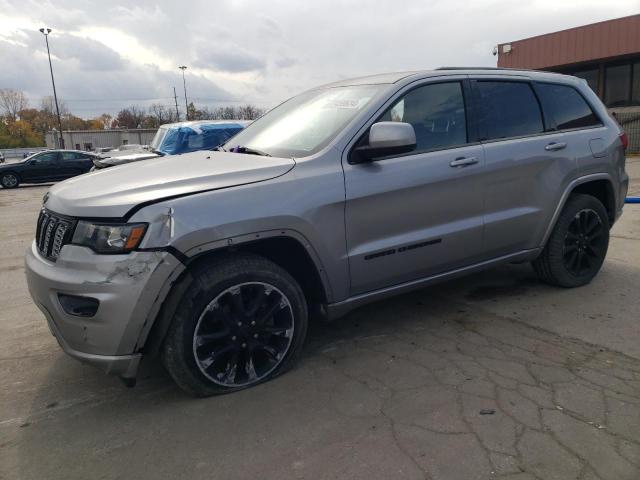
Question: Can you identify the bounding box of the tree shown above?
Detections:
[62,113,90,130]
[116,106,146,129]
[40,96,69,116]
[187,102,198,121]
[17,108,54,136]
[149,103,177,126]
[0,89,28,121]
[237,104,264,120]
[0,119,42,147]
[96,113,113,129]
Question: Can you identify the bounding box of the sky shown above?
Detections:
[0,0,638,118]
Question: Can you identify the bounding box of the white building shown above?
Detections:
[46,128,158,151]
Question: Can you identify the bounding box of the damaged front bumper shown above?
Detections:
[25,241,182,378]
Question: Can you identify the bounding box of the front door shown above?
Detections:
[22,151,61,182]
[343,80,486,295]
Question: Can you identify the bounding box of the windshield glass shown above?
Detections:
[223,85,383,158]
[150,127,169,151]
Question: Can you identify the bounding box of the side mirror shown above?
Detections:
[351,121,416,163]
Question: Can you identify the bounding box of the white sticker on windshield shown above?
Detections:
[324,97,372,109]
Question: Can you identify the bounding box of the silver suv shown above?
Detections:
[26,68,629,396]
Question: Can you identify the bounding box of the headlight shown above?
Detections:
[72,221,147,254]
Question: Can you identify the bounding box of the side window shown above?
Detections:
[536,83,600,130]
[201,129,237,149]
[380,82,467,152]
[34,152,58,163]
[186,132,204,150]
[476,81,543,140]
[62,152,80,160]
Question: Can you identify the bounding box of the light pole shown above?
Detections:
[179,65,189,120]
[39,27,65,149]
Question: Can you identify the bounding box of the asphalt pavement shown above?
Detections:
[1,157,639,480]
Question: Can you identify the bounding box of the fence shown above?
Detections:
[0,147,48,160]
[613,109,640,154]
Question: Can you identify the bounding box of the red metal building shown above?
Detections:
[496,14,640,151]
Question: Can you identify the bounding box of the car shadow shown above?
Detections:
[0,183,54,190]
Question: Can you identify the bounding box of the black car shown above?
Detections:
[0,150,98,189]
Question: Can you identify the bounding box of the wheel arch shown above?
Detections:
[0,170,21,183]
[141,232,331,358]
[541,173,616,247]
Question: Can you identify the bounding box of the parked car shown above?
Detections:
[91,120,250,169]
[0,150,98,188]
[26,68,628,396]
[0,152,4,163]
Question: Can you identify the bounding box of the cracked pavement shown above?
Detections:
[1,157,639,480]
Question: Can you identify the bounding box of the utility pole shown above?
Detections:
[179,65,189,121]
[39,27,65,149]
[173,87,180,121]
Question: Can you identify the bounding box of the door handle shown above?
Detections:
[545,142,567,151]
[449,156,478,167]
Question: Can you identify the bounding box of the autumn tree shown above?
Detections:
[116,106,146,129]
[0,88,28,121]
[0,119,42,147]
[96,113,113,129]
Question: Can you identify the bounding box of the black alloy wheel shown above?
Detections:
[533,193,609,287]
[162,253,308,397]
[192,282,295,387]
[1,173,19,189]
[562,209,606,277]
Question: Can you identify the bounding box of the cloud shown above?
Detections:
[0,34,235,117]
[23,30,124,71]
[1,0,639,118]
[195,45,266,73]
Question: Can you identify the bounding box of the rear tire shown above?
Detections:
[1,172,19,189]
[533,194,609,287]
[162,253,308,397]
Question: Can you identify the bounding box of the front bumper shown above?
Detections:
[25,241,182,377]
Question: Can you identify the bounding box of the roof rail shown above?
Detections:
[435,66,527,71]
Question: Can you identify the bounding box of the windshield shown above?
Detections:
[150,127,169,151]
[152,124,245,155]
[223,85,383,158]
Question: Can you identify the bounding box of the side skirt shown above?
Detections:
[325,248,541,320]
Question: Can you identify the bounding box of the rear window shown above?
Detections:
[535,83,600,130]
[476,81,544,141]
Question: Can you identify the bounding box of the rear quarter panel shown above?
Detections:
[572,80,627,217]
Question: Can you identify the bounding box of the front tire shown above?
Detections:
[1,172,19,189]
[533,194,609,287]
[162,254,308,397]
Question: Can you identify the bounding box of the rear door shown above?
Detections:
[61,151,94,177]
[343,79,486,295]
[472,78,579,257]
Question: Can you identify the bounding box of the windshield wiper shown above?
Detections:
[215,145,227,152]
[229,145,271,157]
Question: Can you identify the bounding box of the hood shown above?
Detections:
[94,152,160,168]
[45,150,295,218]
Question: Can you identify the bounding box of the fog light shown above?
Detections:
[58,294,99,317]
